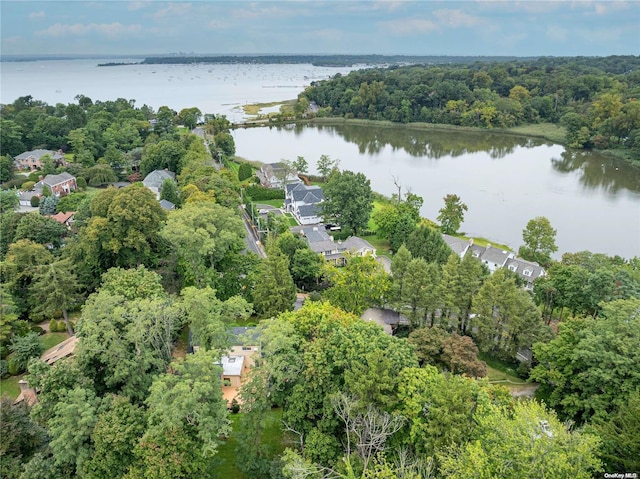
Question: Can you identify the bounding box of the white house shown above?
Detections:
[142,169,176,199]
[504,257,546,290]
[258,162,299,189]
[298,226,376,265]
[469,243,514,272]
[285,183,324,225]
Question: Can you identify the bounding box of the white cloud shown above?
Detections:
[28,11,45,20]
[433,9,483,27]
[36,22,143,38]
[379,18,438,35]
[152,2,192,19]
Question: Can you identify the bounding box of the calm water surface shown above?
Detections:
[235,123,640,259]
[2,59,639,258]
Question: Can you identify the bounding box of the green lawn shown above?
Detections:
[212,408,285,478]
[0,374,23,400]
[480,353,526,384]
[284,213,299,226]
[40,332,69,351]
[256,199,284,208]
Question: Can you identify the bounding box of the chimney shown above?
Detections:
[18,379,30,393]
[39,175,44,182]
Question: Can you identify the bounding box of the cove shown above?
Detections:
[234,122,640,259]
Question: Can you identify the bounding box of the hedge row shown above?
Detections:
[243,185,285,201]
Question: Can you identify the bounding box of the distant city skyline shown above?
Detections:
[1,1,638,58]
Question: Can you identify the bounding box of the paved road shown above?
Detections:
[239,206,266,258]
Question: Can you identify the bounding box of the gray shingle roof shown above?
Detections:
[504,257,544,281]
[481,245,512,266]
[15,149,64,161]
[159,199,175,210]
[143,170,176,189]
[42,172,75,187]
[291,185,324,202]
[442,234,471,256]
[341,236,375,252]
[300,227,331,243]
[298,203,321,218]
[230,327,260,345]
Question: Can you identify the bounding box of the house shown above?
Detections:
[49,211,75,228]
[297,226,376,265]
[361,307,409,335]
[220,327,260,408]
[142,169,176,199]
[445,235,545,290]
[159,199,175,211]
[285,183,324,225]
[40,172,77,196]
[504,257,546,290]
[442,234,472,258]
[14,149,65,171]
[40,336,79,366]
[469,243,514,272]
[258,162,299,189]
[18,190,40,206]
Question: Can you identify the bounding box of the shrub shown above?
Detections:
[21,181,35,191]
[30,196,40,207]
[48,319,58,332]
[7,357,23,376]
[9,332,44,373]
[0,359,8,379]
[1,178,28,190]
[30,325,45,336]
[231,398,240,414]
[244,185,284,201]
[238,163,253,181]
[0,346,7,359]
[76,177,87,189]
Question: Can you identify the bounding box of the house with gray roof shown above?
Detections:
[504,257,545,290]
[442,234,472,258]
[14,149,65,171]
[40,172,77,196]
[469,243,514,272]
[258,162,300,189]
[285,183,324,225]
[142,169,176,199]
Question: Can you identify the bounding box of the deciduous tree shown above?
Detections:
[437,193,468,234]
[252,243,297,318]
[322,170,373,234]
[519,216,558,266]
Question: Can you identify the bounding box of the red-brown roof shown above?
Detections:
[50,211,75,224]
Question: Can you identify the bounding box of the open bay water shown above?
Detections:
[2,58,639,258]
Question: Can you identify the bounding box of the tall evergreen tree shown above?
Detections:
[252,244,296,318]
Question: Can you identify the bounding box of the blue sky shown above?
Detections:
[1,1,639,57]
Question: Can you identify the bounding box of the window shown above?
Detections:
[508,264,517,272]
[242,346,252,351]
[523,269,533,277]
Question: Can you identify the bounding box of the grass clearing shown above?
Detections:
[507,123,566,144]
[480,353,526,384]
[212,408,285,478]
[40,332,69,351]
[256,199,284,208]
[0,374,23,400]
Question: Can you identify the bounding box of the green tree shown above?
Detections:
[9,332,43,373]
[0,190,19,214]
[0,398,48,479]
[77,290,183,402]
[237,162,253,181]
[30,258,82,334]
[316,154,336,182]
[437,193,468,234]
[293,155,309,174]
[81,395,146,479]
[519,216,558,266]
[322,170,374,234]
[159,177,179,205]
[589,392,640,473]
[0,155,16,183]
[323,254,390,315]
[390,243,412,301]
[401,258,440,328]
[131,350,230,478]
[47,387,100,475]
[38,195,59,215]
[530,298,640,423]
[161,201,245,288]
[14,213,67,249]
[252,244,297,318]
[439,400,602,479]
[291,247,323,290]
[405,225,451,265]
[471,268,547,360]
[98,265,165,301]
[182,286,251,354]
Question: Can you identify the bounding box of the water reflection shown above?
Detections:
[283,122,545,159]
[275,122,640,196]
[551,150,640,195]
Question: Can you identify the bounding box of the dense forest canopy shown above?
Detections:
[298,55,640,161]
[0,91,638,478]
